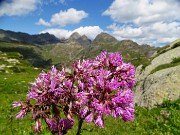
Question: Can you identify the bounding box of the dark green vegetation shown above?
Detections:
[41,43,84,67]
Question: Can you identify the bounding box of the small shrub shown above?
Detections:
[171,42,180,49]
[171,57,180,64]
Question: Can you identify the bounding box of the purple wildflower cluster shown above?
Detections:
[13,51,136,135]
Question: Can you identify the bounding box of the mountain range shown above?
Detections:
[0,29,158,67]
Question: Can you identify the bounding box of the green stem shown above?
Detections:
[76,118,83,135]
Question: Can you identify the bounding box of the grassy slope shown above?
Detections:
[42,43,84,67]
[76,42,155,67]
[0,42,51,67]
[0,51,42,134]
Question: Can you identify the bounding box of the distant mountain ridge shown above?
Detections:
[0,29,61,45]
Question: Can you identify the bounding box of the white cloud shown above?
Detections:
[35,8,88,28]
[73,26,103,40]
[50,8,88,27]
[40,26,103,40]
[108,24,143,38]
[36,18,51,27]
[108,22,180,45]
[0,0,40,16]
[103,0,180,25]
[103,0,180,46]
[35,8,88,27]
[40,28,72,39]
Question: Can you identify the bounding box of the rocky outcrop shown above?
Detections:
[135,44,180,108]
[135,65,180,108]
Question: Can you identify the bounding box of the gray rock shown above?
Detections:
[135,65,180,108]
[134,45,180,108]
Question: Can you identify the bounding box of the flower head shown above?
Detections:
[13,51,135,134]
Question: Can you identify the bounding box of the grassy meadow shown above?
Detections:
[0,50,180,135]
[0,70,180,135]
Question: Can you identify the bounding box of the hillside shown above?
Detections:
[0,42,51,67]
[41,42,84,67]
[93,32,118,44]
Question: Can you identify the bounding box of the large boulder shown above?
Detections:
[135,44,180,108]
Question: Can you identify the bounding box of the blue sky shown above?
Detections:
[0,0,180,46]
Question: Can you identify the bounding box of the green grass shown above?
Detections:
[0,71,42,135]
[0,70,180,134]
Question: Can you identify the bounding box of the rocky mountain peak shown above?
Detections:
[68,32,91,47]
[81,35,89,40]
[93,32,117,44]
[120,40,138,45]
[69,32,81,40]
